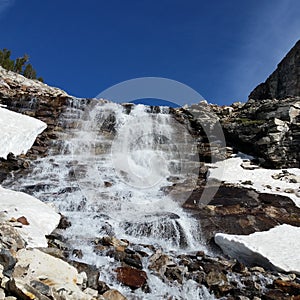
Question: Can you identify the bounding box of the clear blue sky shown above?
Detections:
[1,0,300,105]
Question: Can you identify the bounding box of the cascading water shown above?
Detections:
[3,98,215,299]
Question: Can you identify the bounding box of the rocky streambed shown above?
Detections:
[1,209,300,300]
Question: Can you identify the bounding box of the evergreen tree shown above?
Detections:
[0,49,43,82]
[13,54,28,73]
[0,49,14,71]
[23,63,37,79]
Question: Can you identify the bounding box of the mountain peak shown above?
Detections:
[249,40,300,100]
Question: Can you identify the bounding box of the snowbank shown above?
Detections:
[0,107,47,159]
[208,153,300,207]
[215,224,300,274]
[0,187,60,247]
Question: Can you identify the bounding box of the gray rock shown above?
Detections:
[249,40,300,100]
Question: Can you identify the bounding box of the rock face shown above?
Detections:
[208,40,300,168]
[249,40,300,100]
[221,97,300,168]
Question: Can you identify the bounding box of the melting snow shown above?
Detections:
[215,224,300,274]
[0,107,47,159]
[208,153,300,207]
[0,187,60,247]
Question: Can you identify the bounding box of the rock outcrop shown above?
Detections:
[214,40,300,168]
[221,97,300,168]
[249,40,300,100]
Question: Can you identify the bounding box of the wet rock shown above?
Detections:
[70,261,100,291]
[104,181,113,188]
[72,249,83,259]
[97,281,110,295]
[205,270,227,286]
[57,214,72,229]
[148,251,172,276]
[164,266,184,284]
[123,254,143,270]
[101,237,129,251]
[115,266,147,289]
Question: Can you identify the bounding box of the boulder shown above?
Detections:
[10,248,92,299]
[115,266,147,289]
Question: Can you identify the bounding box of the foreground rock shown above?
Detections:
[215,224,300,274]
[10,248,91,299]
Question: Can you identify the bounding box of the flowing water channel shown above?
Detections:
[3,98,215,299]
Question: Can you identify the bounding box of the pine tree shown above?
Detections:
[0,49,14,71]
[23,63,37,79]
[13,54,28,73]
[0,49,43,82]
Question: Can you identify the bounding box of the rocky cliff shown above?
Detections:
[249,40,300,100]
[217,40,300,168]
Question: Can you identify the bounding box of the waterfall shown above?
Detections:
[3,99,214,299]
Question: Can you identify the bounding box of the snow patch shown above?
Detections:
[215,224,300,274]
[0,107,47,159]
[0,187,60,247]
[208,153,300,207]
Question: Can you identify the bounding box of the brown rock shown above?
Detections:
[115,266,147,289]
[16,216,30,225]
